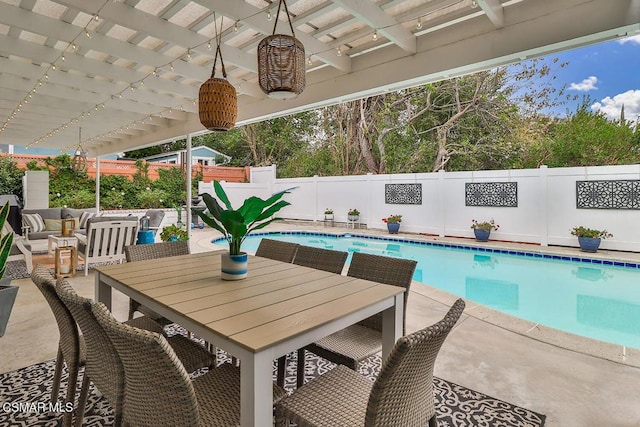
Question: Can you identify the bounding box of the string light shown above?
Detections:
[267,10,272,20]
[336,47,342,57]
[372,30,378,41]
[233,21,239,32]
[185,49,191,60]
[471,0,478,8]
[307,56,312,65]
[416,18,422,30]
[207,40,212,50]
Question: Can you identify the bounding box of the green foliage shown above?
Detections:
[154,167,186,208]
[0,156,24,199]
[193,181,291,255]
[160,224,189,242]
[570,226,613,239]
[0,202,14,280]
[137,189,168,209]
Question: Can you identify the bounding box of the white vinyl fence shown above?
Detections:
[199,164,640,253]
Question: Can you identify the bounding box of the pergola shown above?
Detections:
[0,0,638,157]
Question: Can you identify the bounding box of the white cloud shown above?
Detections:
[591,90,640,122]
[569,76,598,91]
[618,35,640,45]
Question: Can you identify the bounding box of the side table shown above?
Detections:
[48,234,78,255]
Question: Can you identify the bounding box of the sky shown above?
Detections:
[541,35,640,123]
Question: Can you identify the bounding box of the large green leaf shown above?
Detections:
[0,202,14,280]
[213,181,233,210]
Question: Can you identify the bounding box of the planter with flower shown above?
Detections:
[471,219,499,242]
[324,208,334,221]
[0,201,18,337]
[382,214,402,234]
[347,208,360,222]
[571,226,612,253]
[193,181,291,280]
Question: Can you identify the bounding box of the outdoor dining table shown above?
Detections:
[94,251,405,427]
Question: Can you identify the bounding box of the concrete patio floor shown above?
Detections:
[2,223,640,426]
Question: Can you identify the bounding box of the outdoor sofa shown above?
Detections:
[21,207,99,240]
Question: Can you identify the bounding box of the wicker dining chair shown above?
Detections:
[296,252,417,388]
[255,238,299,263]
[255,239,300,385]
[276,298,466,427]
[274,245,348,387]
[55,279,216,426]
[91,301,288,427]
[30,265,85,427]
[124,241,190,323]
[292,245,348,274]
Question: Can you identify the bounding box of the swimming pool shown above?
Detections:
[213,231,640,349]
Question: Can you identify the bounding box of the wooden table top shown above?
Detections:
[96,252,405,352]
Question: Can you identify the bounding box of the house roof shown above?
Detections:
[0,0,637,156]
[142,145,230,161]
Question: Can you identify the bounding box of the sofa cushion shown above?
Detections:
[79,211,98,229]
[23,213,45,233]
[22,208,62,221]
[62,207,97,220]
[44,218,62,231]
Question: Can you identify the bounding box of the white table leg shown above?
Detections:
[95,273,112,311]
[381,293,403,360]
[240,351,273,427]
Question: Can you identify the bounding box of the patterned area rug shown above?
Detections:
[4,259,115,280]
[0,326,546,427]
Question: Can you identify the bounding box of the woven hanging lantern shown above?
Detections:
[71,127,87,173]
[199,18,237,131]
[257,0,305,100]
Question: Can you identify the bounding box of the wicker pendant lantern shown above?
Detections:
[71,127,87,173]
[258,0,305,100]
[199,17,237,131]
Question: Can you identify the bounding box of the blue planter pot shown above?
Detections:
[578,237,601,253]
[387,223,400,234]
[473,228,491,242]
[221,252,248,280]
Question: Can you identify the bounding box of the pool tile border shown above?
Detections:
[219,231,640,270]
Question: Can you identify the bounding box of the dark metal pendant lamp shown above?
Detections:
[257,0,306,99]
[71,127,87,173]
[199,16,238,131]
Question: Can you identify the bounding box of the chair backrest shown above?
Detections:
[54,279,125,411]
[347,252,417,334]
[125,241,190,262]
[292,245,348,274]
[30,265,82,366]
[144,210,165,235]
[91,301,201,426]
[84,219,138,261]
[365,298,466,426]
[255,238,299,263]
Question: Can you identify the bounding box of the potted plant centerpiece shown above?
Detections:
[0,201,19,337]
[193,181,291,280]
[571,226,613,253]
[382,214,402,234]
[347,208,360,222]
[471,218,499,242]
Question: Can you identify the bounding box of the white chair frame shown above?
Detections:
[76,220,138,276]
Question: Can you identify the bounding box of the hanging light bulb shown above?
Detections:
[471,0,478,8]
[416,18,422,30]
[267,10,272,20]
[186,49,191,60]
[207,40,212,50]
[372,30,378,41]
[307,56,312,65]
[336,47,342,57]
[233,21,239,32]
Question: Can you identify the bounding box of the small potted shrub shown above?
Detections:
[471,219,499,242]
[382,214,402,234]
[160,224,189,242]
[324,208,334,221]
[347,208,360,222]
[571,226,613,253]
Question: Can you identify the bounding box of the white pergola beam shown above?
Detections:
[332,0,416,53]
[477,0,504,28]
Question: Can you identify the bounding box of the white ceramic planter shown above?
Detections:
[221,252,248,280]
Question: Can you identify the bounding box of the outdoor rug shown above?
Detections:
[5,259,115,281]
[0,327,546,427]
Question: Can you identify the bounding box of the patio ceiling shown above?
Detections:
[0,0,638,156]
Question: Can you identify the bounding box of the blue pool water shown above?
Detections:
[213,232,640,348]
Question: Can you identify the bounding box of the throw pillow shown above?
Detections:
[23,213,45,233]
[44,219,63,231]
[79,211,97,229]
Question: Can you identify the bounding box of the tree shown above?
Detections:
[0,156,24,199]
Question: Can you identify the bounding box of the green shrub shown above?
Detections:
[137,189,168,209]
